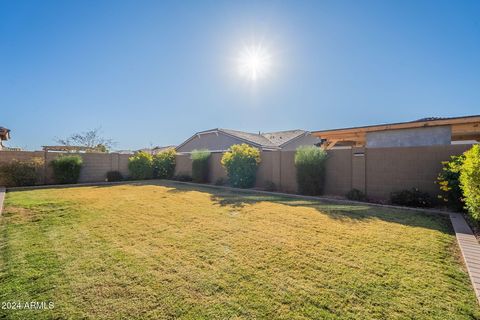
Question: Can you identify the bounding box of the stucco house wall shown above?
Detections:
[280,134,322,151]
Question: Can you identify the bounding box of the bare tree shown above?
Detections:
[56,128,115,152]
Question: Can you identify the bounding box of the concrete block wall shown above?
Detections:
[174,145,472,200]
[1,144,473,201]
[364,144,472,200]
[324,149,352,195]
[0,151,131,185]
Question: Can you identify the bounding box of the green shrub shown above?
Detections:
[172,174,193,182]
[153,148,176,179]
[346,188,367,202]
[390,188,432,208]
[264,181,277,192]
[294,146,328,195]
[128,152,153,180]
[191,149,211,183]
[50,155,83,184]
[459,145,480,220]
[215,177,228,186]
[0,158,44,187]
[221,144,261,188]
[106,170,123,182]
[437,154,465,211]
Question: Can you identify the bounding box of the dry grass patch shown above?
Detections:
[0,181,479,319]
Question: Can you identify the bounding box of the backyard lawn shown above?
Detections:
[1,181,479,319]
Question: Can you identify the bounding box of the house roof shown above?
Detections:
[261,130,307,147]
[0,127,10,141]
[219,129,278,148]
[313,115,480,135]
[178,128,309,151]
[312,115,480,148]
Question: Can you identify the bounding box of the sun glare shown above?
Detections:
[236,44,272,82]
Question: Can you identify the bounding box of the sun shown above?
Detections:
[236,44,272,82]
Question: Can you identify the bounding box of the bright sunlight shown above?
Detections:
[236,44,272,82]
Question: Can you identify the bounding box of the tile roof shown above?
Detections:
[219,129,278,148]
[217,128,307,148]
[261,130,306,146]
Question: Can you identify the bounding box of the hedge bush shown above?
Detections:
[153,148,176,179]
[128,152,153,180]
[172,174,193,182]
[191,149,211,183]
[437,154,465,211]
[50,155,83,184]
[346,188,367,202]
[106,170,123,182]
[221,144,261,188]
[294,146,327,195]
[390,188,432,208]
[459,145,480,220]
[0,158,44,187]
[215,177,228,186]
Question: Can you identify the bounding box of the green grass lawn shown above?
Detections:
[0,181,479,319]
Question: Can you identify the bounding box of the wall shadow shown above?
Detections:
[160,182,453,234]
[7,180,453,234]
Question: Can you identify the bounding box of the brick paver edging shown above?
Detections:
[450,213,480,303]
[0,187,5,216]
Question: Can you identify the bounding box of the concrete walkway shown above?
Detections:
[450,212,480,303]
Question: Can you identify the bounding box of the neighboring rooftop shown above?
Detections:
[313,115,480,148]
[179,128,310,151]
[261,130,307,147]
[0,127,11,141]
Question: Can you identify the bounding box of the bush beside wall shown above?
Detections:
[153,148,176,179]
[172,174,193,182]
[128,152,153,180]
[50,155,83,184]
[191,149,211,183]
[459,145,480,220]
[346,188,367,202]
[390,188,432,208]
[221,144,261,188]
[437,154,465,211]
[0,158,44,187]
[294,146,327,195]
[106,170,123,182]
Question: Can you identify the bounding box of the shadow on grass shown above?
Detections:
[160,181,453,234]
[7,180,453,234]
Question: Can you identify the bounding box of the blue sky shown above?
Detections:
[1,0,479,151]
